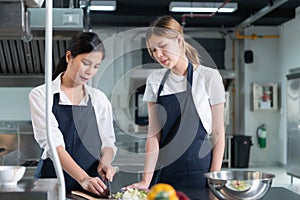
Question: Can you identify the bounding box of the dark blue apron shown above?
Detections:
[150,62,212,191]
[35,93,102,193]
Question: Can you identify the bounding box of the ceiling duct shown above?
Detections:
[0,1,84,87]
[29,8,84,32]
[236,0,289,29]
[0,0,28,38]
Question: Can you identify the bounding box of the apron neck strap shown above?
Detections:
[158,70,170,96]
[187,62,193,87]
[158,62,193,96]
[53,93,93,107]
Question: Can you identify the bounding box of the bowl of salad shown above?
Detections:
[205,170,275,200]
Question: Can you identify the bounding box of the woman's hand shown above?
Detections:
[124,180,149,191]
[97,162,117,182]
[80,176,109,197]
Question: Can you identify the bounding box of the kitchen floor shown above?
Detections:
[223,166,300,195]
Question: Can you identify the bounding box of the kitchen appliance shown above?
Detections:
[205,170,275,200]
[286,70,300,182]
[134,85,148,126]
[0,1,84,87]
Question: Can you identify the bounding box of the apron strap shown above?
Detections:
[157,70,170,96]
[187,62,193,89]
[87,94,93,107]
[53,93,60,104]
[157,62,194,97]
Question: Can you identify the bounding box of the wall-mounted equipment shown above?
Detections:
[134,85,148,126]
[28,8,84,30]
[0,0,29,38]
[244,50,254,63]
[252,82,278,111]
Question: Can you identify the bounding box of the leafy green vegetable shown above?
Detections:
[112,188,148,200]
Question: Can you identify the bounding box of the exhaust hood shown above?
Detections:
[0,0,83,38]
[0,1,84,87]
[29,8,84,31]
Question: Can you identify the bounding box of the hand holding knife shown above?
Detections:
[103,178,112,198]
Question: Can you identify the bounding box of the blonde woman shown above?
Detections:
[127,16,225,191]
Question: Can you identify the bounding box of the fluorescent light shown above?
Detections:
[169,2,238,13]
[80,0,116,11]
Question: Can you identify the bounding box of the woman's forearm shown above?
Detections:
[210,103,225,171]
[142,137,159,185]
[99,146,114,165]
[210,132,225,171]
[56,146,89,184]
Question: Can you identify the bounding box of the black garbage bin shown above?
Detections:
[231,135,253,168]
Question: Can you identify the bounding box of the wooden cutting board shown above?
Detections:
[69,191,116,200]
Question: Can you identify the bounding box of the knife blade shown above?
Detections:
[104,178,112,198]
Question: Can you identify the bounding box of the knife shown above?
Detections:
[104,178,112,198]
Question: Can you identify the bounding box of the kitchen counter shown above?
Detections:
[66,187,300,200]
[1,179,299,200]
[183,187,300,200]
[0,178,58,200]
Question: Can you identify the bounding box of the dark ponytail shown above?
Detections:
[52,55,67,80]
[52,32,105,80]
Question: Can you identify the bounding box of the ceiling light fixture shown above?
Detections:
[85,0,116,11]
[169,2,238,13]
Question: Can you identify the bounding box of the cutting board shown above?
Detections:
[68,191,116,200]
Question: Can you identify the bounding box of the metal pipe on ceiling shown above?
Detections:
[235,0,290,29]
[235,31,280,40]
[45,0,66,199]
[181,0,232,26]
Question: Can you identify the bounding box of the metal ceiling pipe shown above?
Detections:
[181,0,232,26]
[236,0,290,29]
[235,30,280,40]
[45,0,66,199]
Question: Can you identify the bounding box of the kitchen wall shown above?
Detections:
[0,88,32,121]
[242,6,300,166]
[241,26,281,166]
[1,6,300,167]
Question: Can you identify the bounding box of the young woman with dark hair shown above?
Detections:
[29,32,116,197]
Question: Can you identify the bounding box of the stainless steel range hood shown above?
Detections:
[0,1,84,87]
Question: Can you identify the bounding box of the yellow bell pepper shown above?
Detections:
[147,183,179,200]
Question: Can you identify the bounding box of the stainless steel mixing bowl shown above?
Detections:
[205,170,275,200]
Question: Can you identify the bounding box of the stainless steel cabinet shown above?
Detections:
[286,72,300,181]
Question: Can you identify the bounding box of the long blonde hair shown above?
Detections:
[145,16,200,65]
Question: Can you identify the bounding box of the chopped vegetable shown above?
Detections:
[112,188,148,200]
[228,180,251,191]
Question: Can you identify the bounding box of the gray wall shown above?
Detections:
[242,26,281,166]
[241,7,300,166]
[0,88,32,121]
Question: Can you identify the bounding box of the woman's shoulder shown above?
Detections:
[86,85,107,98]
[29,83,46,97]
[196,64,219,73]
[30,74,61,97]
[195,65,222,79]
[85,85,110,104]
[147,68,167,81]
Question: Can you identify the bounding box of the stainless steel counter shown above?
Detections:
[0,178,58,200]
[66,187,300,200]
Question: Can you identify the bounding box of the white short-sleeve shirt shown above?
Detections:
[29,73,117,160]
[143,65,226,134]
